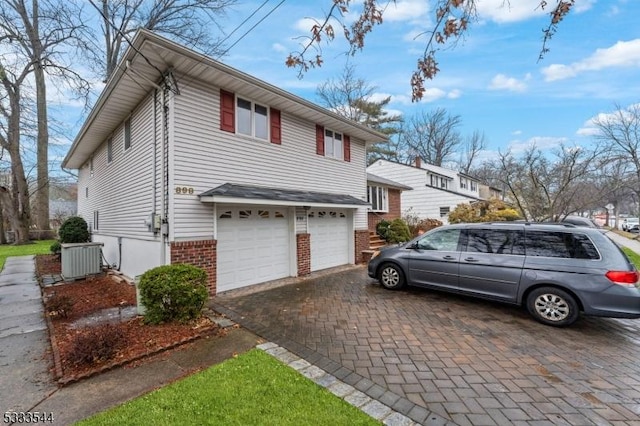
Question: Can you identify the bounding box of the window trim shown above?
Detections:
[367,185,388,212]
[324,128,344,160]
[124,118,132,151]
[236,96,269,141]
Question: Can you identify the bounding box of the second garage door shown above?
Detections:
[217,207,291,292]
[308,209,350,272]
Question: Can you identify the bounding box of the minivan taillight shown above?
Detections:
[605,270,639,286]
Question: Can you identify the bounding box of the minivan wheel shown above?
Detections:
[526,287,579,327]
[378,263,405,290]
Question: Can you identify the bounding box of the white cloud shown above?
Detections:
[447,89,462,99]
[542,39,640,82]
[477,0,593,23]
[383,0,429,22]
[488,73,529,92]
[272,43,287,53]
[576,103,640,136]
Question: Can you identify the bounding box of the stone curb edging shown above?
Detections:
[257,342,419,426]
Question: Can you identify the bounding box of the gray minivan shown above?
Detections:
[367,222,640,326]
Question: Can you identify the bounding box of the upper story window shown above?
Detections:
[324,129,343,160]
[237,97,268,140]
[428,173,450,190]
[107,138,113,163]
[470,181,478,191]
[315,124,351,162]
[367,186,388,212]
[124,118,132,150]
[220,89,282,144]
[460,178,467,190]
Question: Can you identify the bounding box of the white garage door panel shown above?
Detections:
[309,210,349,272]
[217,207,290,292]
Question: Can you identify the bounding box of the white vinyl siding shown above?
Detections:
[367,160,477,225]
[170,82,369,240]
[77,92,161,241]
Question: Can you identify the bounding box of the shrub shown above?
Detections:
[376,219,391,240]
[377,218,411,243]
[67,324,125,367]
[50,241,62,255]
[138,264,208,325]
[58,216,90,244]
[45,294,74,318]
[386,218,412,243]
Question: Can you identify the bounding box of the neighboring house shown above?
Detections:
[62,29,387,295]
[367,158,482,224]
[366,173,412,231]
[478,183,503,201]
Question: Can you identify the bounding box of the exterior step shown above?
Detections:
[368,231,386,250]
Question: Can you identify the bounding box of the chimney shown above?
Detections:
[414,157,422,168]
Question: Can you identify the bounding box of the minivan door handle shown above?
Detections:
[464,257,479,262]
[442,255,456,261]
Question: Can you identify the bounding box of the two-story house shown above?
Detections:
[62,30,387,295]
[367,158,482,223]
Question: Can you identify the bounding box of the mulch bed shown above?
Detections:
[36,255,223,384]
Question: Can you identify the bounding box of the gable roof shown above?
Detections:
[366,173,412,191]
[63,29,388,169]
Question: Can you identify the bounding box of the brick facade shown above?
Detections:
[368,188,402,231]
[170,239,217,296]
[296,233,311,276]
[354,229,370,264]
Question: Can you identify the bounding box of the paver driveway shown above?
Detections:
[212,266,640,425]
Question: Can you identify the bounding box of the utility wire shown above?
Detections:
[217,0,287,58]
[87,0,166,83]
[216,0,270,51]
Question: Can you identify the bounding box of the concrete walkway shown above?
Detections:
[605,229,640,254]
[0,256,57,413]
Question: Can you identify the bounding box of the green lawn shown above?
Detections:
[78,349,379,426]
[0,240,56,271]
[623,247,640,270]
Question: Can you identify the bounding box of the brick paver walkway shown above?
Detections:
[212,266,640,425]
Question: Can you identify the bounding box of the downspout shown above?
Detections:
[161,81,171,264]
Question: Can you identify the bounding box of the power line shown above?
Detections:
[217,0,287,58]
[216,0,271,50]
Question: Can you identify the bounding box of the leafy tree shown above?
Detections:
[489,144,599,221]
[592,104,640,219]
[448,199,521,224]
[397,108,462,167]
[287,0,575,101]
[315,63,402,164]
[87,0,237,81]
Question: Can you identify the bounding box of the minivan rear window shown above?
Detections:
[525,231,600,259]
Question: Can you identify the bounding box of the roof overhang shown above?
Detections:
[63,29,388,170]
[366,173,412,191]
[199,183,370,209]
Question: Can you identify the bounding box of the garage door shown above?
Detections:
[308,209,349,272]
[217,207,291,292]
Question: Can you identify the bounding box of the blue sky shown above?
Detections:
[212,0,640,161]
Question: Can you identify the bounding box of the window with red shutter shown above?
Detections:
[316,124,324,155]
[220,89,235,132]
[270,108,281,144]
[343,135,351,162]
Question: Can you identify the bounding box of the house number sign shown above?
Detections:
[175,186,194,195]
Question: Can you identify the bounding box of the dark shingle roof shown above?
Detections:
[199,183,369,206]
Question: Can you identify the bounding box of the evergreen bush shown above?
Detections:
[58,216,90,244]
[138,264,208,324]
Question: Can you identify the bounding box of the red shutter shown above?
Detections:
[343,135,351,162]
[270,108,281,144]
[316,124,325,155]
[220,89,235,133]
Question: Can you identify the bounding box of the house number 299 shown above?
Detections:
[175,186,194,195]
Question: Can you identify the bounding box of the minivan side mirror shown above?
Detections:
[407,242,419,250]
